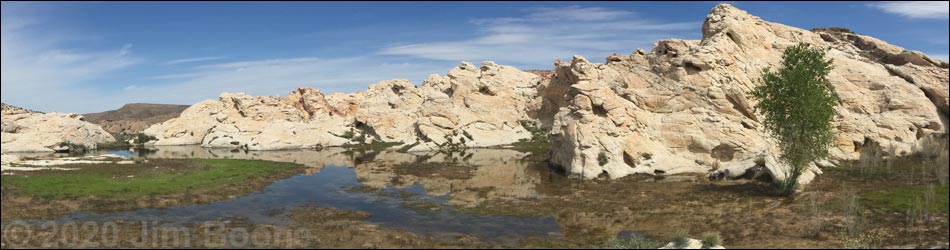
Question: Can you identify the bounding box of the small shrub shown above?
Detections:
[598,235,662,249]
[133,133,157,144]
[806,192,826,239]
[700,232,721,248]
[902,186,942,228]
[598,152,609,166]
[919,137,949,186]
[672,231,690,249]
[913,135,948,159]
[905,185,940,228]
[840,231,884,249]
[842,189,864,237]
[55,142,88,154]
[937,150,949,186]
[113,133,129,143]
[517,119,550,146]
[339,130,354,139]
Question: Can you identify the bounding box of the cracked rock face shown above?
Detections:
[2,104,115,153]
[545,4,948,184]
[140,4,947,187]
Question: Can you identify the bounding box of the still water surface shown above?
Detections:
[16,146,586,242]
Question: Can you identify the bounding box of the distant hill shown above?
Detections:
[84,103,189,135]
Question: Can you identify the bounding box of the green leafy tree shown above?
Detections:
[750,43,839,196]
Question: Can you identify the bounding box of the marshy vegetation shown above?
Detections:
[0,136,946,249]
[1,159,306,220]
[801,135,949,249]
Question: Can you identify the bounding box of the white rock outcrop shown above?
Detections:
[144,88,352,150]
[544,4,948,185]
[410,61,540,151]
[142,4,948,188]
[145,61,542,152]
[1,104,115,153]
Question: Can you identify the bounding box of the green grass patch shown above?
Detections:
[1,159,304,199]
[860,185,949,213]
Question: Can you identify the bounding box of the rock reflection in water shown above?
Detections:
[27,146,568,242]
[131,146,553,208]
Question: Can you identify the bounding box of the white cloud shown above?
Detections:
[0,12,454,113]
[526,6,632,22]
[1,17,139,113]
[379,5,699,66]
[868,1,950,19]
[161,56,225,65]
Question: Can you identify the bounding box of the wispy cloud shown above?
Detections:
[0,9,454,113]
[161,56,225,65]
[1,16,139,112]
[378,5,700,65]
[868,1,950,19]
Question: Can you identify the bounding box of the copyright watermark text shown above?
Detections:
[2,220,312,248]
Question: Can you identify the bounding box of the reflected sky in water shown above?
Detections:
[12,146,564,242]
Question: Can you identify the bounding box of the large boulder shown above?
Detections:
[2,104,115,153]
[352,79,425,144]
[545,4,948,185]
[410,61,540,151]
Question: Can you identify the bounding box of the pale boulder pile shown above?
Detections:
[144,61,541,151]
[542,4,948,184]
[143,87,353,150]
[143,4,948,186]
[1,103,115,153]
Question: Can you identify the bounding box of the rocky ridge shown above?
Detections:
[83,103,189,135]
[137,4,949,184]
[144,61,542,151]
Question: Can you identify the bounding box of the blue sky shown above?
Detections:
[2,1,948,113]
